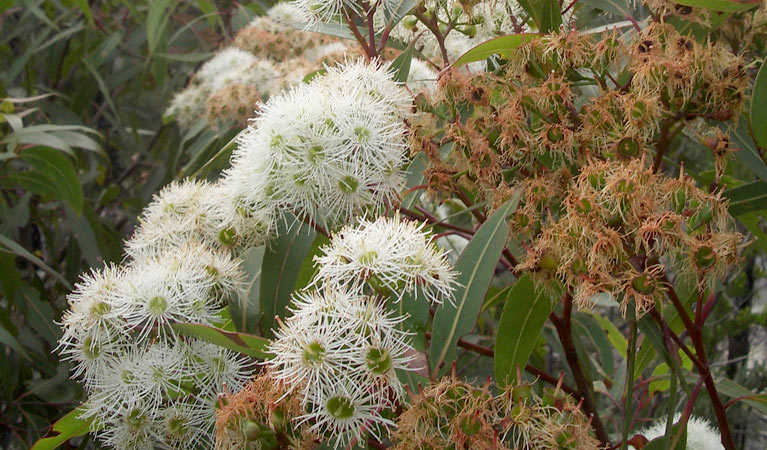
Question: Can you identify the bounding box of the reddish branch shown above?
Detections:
[550,293,611,447]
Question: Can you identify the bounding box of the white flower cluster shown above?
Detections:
[313,215,458,304]
[166,2,437,131]
[268,288,415,447]
[126,179,275,255]
[632,415,724,450]
[224,59,410,229]
[59,221,252,448]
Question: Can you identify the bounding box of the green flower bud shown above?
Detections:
[460,416,481,436]
[694,246,716,269]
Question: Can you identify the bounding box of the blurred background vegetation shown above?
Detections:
[1,0,766,448]
[0,1,272,446]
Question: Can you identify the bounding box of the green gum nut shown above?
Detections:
[270,408,286,430]
[672,189,687,213]
[547,127,564,143]
[451,5,463,17]
[218,227,237,247]
[574,197,591,216]
[570,258,588,276]
[326,396,355,419]
[510,384,533,403]
[617,137,639,158]
[147,296,168,316]
[538,252,559,271]
[338,176,359,194]
[556,431,577,450]
[242,419,261,441]
[460,416,481,436]
[631,273,655,294]
[694,246,716,269]
[630,101,646,121]
[402,15,418,30]
[90,301,110,317]
[366,347,393,374]
[689,204,713,230]
[461,24,477,37]
[588,173,605,190]
[302,341,326,365]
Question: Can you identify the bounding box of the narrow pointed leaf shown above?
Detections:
[31,408,93,450]
[453,34,540,67]
[172,323,271,359]
[429,194,520,378]
[260,214,316,337]
[494,275,556,387]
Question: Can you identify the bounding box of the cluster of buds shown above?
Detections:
[393,375,600,450]
[518,158,743,316]
[215,369,316,449]
[409,6,754,207]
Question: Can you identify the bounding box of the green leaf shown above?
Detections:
[734,118,767,182]
[172,323,271,359]
[494,275,555,388]
[540,0,563,33]
[696,376,767,414]
[724,180,767,215]
[586,311,627,359]
[673,0,761,11]
[573,313,615,375]
[260,214,316,337]
[30,408,93,450]
[17,286,60,346]
[0,233,71,289]
[389,40,414,83]
[429,194,520,378]
[751,62,767,149]
[147,0,171,55]
[19,147,84,214]
[454,34,540,67]
[230,246,264,333]
[580,0,633,17]
[73,0,94,27]
[0,322,29,360]
[402,153,428,210]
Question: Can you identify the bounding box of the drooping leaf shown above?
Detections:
[0,233,71,288]
[724,180,767,215]
[494,275,556,387]
[230,246,265,333]
[172,323,271,359]
[402,152,428,210]
[586,311,627,359]
[260,214,316,337]
[429,194,520,378]
[453,34,540,67]
[147,0,171,54]
[389,40,414,83]
[30,408,93,450]
[673,0,762,12]
[734,118,767,182]
[751,62,767,149]
[18,146,84,214]
[539,0,563,33]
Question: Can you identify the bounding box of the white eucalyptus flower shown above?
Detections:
[227,59,409,229]
[313,215,458,304]
[300,378,395,448]
[635,415,724,450]
[125,179,221,257]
